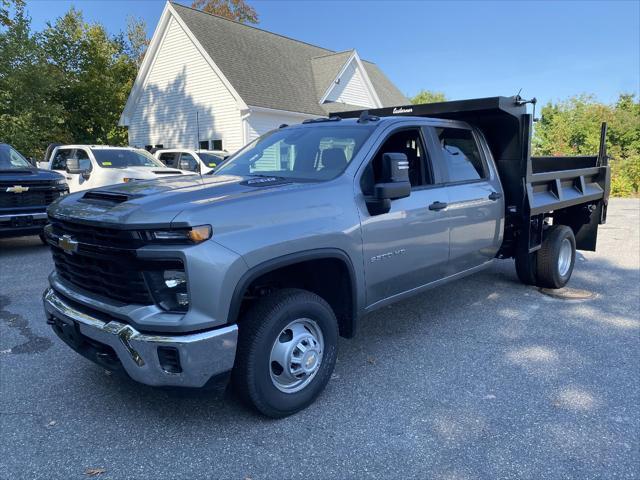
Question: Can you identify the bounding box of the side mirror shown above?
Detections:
[374,153,411,200]
[66,158,90,179]
[66,157,81,174]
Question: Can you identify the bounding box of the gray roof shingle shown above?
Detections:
[171,3,407,115]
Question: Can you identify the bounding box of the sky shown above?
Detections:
[22,0,640,108]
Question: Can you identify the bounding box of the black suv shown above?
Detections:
[0,143,68,241]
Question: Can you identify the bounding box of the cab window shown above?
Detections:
[158,152,179,168]
[74,149,92,172]
[436,127,485,182]
[51,149,73,170]
[179,153,198,171]
[361,128,431,195]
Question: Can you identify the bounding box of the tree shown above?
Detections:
[533,94,640,196]
[0,4,68,155]
[126,16,148,68]
[0,6,140,158]
[1,0,23,27]
[411,90,447,105]
[191,0,258,24]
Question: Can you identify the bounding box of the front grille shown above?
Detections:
[52,249,153,304]
[49,218,145,250]
[48,219,154,305]
[0,182,63,208]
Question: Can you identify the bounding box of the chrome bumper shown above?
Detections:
[0,212,47,222]
[43,288,238,388]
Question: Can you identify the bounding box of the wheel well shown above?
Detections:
[234,258,356,338]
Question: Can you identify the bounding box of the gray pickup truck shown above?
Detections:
[42,96,610,417]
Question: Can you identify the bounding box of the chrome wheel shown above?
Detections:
[269,318,324,393]
[557,238,572,277]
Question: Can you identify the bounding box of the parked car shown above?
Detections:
[155,149,228,174]
[42,96,610,417]
[0,143,68,242]
[41,145,194,193]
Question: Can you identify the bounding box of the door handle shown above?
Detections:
[429,201,448,211]
[488,191,502,201]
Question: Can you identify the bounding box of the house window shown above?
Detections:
[199,139,223,150]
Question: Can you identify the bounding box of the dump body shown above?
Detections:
[336,96,610,254]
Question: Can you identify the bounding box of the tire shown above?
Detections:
[39,233,48,245]
[515,247,538,285]
[232,288,338,418]
[536,225,576,289]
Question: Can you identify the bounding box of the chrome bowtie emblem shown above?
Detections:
[6,185,29,193]
[58,234,78,255]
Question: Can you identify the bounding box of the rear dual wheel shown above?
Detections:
[515,225,576,289]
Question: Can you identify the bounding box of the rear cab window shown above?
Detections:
[435,127,486,183]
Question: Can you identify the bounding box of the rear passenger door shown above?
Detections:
[432,126,504,274]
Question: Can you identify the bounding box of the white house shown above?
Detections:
[119,2,408,152]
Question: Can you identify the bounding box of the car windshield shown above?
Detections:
[198,153,225,167]
[93,149,166,168]
[0,144,32,170]
[214,124,375,181]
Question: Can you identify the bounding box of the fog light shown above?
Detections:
[164,270,186,289]
[144,267,190,312]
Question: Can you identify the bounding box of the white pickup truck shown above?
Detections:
[41,145,194,193]
[155,149,228,174]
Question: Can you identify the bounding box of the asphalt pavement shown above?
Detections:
[1,198,638,480]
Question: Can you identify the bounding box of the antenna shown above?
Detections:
[598,122,608,167]
[196,111,200,151]
[196,110,204,183]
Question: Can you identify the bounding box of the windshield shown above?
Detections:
[93,149,166,168]
[198,153,225,168]
[0,144,32,170]
[214,125,375,181]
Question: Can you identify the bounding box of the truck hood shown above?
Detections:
[114,166,190,178]
[0,167,65,182]
[48,174,303,227]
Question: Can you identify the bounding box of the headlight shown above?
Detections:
[55,179,67,186]
[145,225,212,244]
[144,268,189,312]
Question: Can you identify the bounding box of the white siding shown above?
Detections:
[127,15,243,152]
[325,60,376,108]
[244,111,312,170]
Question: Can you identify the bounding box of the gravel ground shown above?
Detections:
[0,198,638,480]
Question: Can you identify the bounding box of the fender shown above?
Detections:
[227,248,361,337]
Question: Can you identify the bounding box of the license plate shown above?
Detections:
[11,215,33,227]
[51,316,83,349]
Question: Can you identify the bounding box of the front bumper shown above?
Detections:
[0,212,47,238]
[43,288,238,388]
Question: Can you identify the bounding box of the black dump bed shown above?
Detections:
[337,96,611,254]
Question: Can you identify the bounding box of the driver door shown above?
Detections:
[51,148,81,192]
[179,153,199,173]
[358,126,451,307]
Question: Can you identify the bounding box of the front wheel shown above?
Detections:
[232,289,338,418]
[536,225,576,289]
